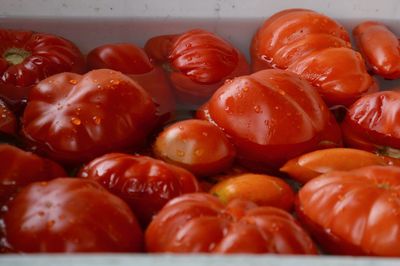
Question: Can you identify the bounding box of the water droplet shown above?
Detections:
[277,89,286,96]
[69,79,77,85]
[97,85,102,89]
[71,117,81,126]
[178,125,184,130]
[39,182,48,187]
[202,132,208,137]
[243,87,249,92]
[194,149,204,156]
[224,106,230,112]
[1,114,6,118]
[185,43,192,48]
[187,56,192,61]
[224,79,233,84]
[253,105,261,113]
[95,104,101,109]
[92,116,101,125]
[176,150,185,157]
[274,106,280,110]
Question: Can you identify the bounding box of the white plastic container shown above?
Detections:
[1,0,400,265]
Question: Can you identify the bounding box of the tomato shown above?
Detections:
[78,153,200,226]
[145,34,179,63]
[0,144,66,207]
[22,69,157,165]
[342,90,400,158]
[153,119,236,177]
[0,28,85,106]
[281,148,400,184]
[87,43,176,122]
[0,99,16,135]
[296,165,400,256]
[251,9,377,106]
[145,29,250,104]
[210,173,295,211]
[146,193,317,254]
[3,178,143,252]
[354,21,400,79]
[197,69,342,170]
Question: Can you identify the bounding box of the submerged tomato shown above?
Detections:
[0,28,85,106]
[0,99,16,135]
[342,90,400,158]
[4,178,143,252]
[0,144,66,207]
[354,21,400,79]
[146,193,317,254]
[78,153,200,226]
[87,43,176,122]
[198,69,342,170]
[153,119,236,177]
[22,69,157,164]
[145,29,249,104]
[297,166,400,256]
[251,9,376,106]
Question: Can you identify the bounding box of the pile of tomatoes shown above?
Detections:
[1,8,400,256]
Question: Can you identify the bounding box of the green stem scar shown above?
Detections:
[3,48,31,65]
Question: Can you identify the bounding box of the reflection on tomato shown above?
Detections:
[354,21,400,79]
[154,119,236,177]
[297,166,400,256]
[22,69,157,165]
[251,9,377,106]
[78,153,200,226]
[146,193,317,254]
[0,28,85,106]
[198,69,342,170]
[4,178,143,252]
[0,99,16,135]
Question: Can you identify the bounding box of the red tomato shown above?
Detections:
[87,43,176,124]
[145,29,250,104]
[210,173,295,211]
[354,21,400,79]
[281,148,400,184]
[145,34,179,63]
[78,153,200,226]
[22,69,157,164]
[251,9,377,106]
[4,178,143,252]
[146,193,317,254]
[342,90,400,158]
[153,119,236,177]
[297,165,400,256]
[0,144,66,207]
[0,99,16,135]
[197,69,342,170]
[0,28,85,106]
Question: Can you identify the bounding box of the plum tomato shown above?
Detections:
[342,90,400,158]
[0,144,66,207]
[197,69,342,170]
[297,165,400,256]
[354,21,400,79]
[146,193,317,254]
[0,28,85,106]
[4,178,143,252]
[251,9,377,106]
[145,29,250,104]
[210,173,295,211]
[0,99,16,135]
[78,153,200,226]
[281,148,400,184]
[22,69,157,165]
[153,119,236,177]
[87,43,176,122]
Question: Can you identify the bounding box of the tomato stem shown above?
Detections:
[3,48,31,65]
[377,146,400,159]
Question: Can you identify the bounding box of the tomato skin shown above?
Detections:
[78,153,200,226]
[4,178,143,253]
[342,90,400,157]
[87,43,176,124]
[297,165,400,256]
[251,9,376,106]
[145,193,317,254]
[198,69,341,170]
[145,34,179,63]
[0,144,66,207]
[354,21,400,79]
[281,148,400,184]
[210,173,295,211]
[0,99,16,135]
[146,29,250,104]
[0,29,85,105]
[22,69,157,165]
[154,119,236,177]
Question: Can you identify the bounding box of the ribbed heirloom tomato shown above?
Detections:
[4,178,143,252]
[0,28,85,106]
[22,69,157,164]
[198,69,342,170]
[146,193,317,254]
